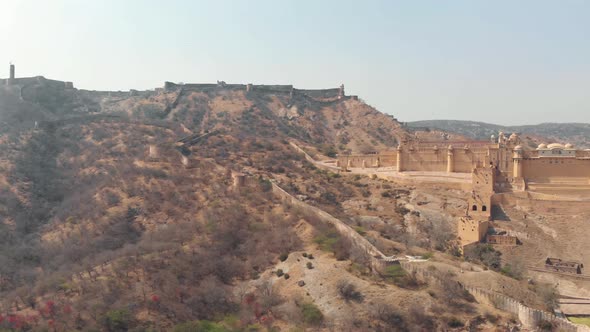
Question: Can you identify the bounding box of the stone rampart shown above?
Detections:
[296,88,340,100]
[400,262,590,331]
[288,142,341,172]
[270,181,395,273]
[163,81,345,100]
[253,85,293,93]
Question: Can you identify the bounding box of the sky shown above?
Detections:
[1,0,589,125]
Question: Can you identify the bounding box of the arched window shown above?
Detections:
[482,205,487,212]
[472,205,477,211]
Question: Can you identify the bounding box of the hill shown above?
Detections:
[0,77,550,331]
[407,120,590,148]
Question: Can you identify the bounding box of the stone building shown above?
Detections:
[338,132,590,192]
[339,132,590,249]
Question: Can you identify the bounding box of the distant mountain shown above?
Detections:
[406,120,590,148]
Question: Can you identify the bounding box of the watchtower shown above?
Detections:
[7,63,15,85]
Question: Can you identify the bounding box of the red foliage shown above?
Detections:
[44,300,56,317]
[151,295,160,303]
[7,314,25,329]
[244,293,256,305]
[63,304,73,315]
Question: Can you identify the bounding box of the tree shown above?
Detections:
[101,309,132,332]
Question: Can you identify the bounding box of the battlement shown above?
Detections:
[163,81,348,101]
[1,75,74,90]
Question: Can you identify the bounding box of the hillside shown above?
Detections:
[0,78,552,331]
[407,120,590,148]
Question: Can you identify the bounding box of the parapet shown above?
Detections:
[162,81,348,102]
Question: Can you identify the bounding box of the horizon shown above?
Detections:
[2,0,589,125]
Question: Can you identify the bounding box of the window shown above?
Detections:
[482,205,487,212]
[472,205,477,211]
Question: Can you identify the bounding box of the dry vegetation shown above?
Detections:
[0,82,562,331]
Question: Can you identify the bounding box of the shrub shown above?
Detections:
[537,319,554,331]
[302,253,308,258]
[354,226,367,236]
[447,317,464,328]
[279,253,288,262]
[284,273,290,280]
[464,244,501,270]
[306,262,313,269]
[337,281,363,303]
[276,269,284,277]
[172,320,230,332]
[102,309,132,332]
[301,303,323,325]
[307,254,314,260]
[382,265,420,289]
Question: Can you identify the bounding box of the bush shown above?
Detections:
[279,253,288,262]
[284,273,290,280]
[464,244,501,270]
[337,280,363,303]
[301,303,323,325]
[447,317,464,328]
[382,265,420,289]
[302,253,308,258]
[276,269,284,277]
[172,320,230,332]
[354,226,367,236]
[537,319,554,331]
[306,262,313,269]
[102,309,132,332]
[307,254,314,259]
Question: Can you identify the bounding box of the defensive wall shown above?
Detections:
[339,134,590,198]
[400,262,590,331]
[163,81,351,101]
[339,143,495,173]
[288,142,341,172]
[270,181,397,273]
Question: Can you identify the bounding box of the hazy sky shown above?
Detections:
[1,0,589,125]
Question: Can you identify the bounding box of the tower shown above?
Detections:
[396,145,403,172]
[7,63,15,85]
[512,145,523,178]
[447,145,454,173]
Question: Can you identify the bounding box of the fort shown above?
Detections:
[1,65,357,103]
[338,132,590,189]
[163,81,355,101]
[337,132,590,249]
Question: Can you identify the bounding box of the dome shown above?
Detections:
[509,133,518,139]
[565,143,574,149]
[514,145,523,150]
[537,143,547,149]
[547,143,565,150]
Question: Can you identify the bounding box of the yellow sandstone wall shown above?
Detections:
[522,158,590,180]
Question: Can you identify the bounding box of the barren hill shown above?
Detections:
[0,78,551,331]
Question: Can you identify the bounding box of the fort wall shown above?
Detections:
[523,158,590,180]
[296,88,340,100]
[288,142,341,172]
[163,81,347,101]
[399,262,590,331]
[270,181,397,273]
